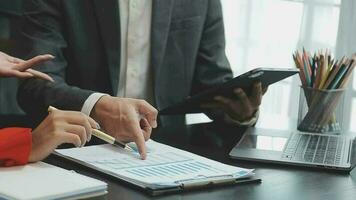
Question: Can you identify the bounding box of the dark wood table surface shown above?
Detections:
[44,119,356,200]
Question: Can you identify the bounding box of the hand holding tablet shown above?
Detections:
[159,68,299,115]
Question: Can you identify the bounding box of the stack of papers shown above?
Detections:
[0,162,107,200]
[56,140,254,191]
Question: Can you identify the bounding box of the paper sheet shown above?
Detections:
[0,162,107,200]
[56,140,254,187]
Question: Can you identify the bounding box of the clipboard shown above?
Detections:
[54,141,262,196]
[159,67,299,115]
[145,176,261,196]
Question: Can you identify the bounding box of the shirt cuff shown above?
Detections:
[81,93,109,116]
[224,109,260,126]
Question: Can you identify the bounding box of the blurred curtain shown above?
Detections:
[335,0,356,131]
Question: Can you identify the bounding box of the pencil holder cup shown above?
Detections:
[297,86,345,134]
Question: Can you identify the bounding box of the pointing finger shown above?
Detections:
[129,118,147,159]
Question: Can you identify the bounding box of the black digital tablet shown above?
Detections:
[159,68,299,115]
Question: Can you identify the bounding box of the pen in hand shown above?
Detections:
[91,128,133,151]
[48,106,133,151]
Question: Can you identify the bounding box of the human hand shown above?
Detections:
[201,82,267,122]
[0,51,54,81]
[91,96,158,159]
[28,109,98,162]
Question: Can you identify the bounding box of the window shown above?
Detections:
[220,0,351,130]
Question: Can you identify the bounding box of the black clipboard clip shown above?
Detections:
[146,176,262,196]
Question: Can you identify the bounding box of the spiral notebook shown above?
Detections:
[55,140,259,196]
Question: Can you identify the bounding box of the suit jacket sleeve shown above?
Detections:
[193,0,234,121]
[0,128,32,167]
[192,0,233,93]
[16,0,94,119]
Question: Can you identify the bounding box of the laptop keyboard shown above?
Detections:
[281,133,345,165]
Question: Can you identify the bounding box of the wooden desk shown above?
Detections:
[46,122,356,200]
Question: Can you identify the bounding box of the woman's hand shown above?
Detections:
[28,110,98,162]
[0,51,54,81]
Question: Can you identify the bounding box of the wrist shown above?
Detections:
[91,95,114,123]
[81,93,109,116]
[28,128,41,163]
[28,134,37,163]
[225,109,259,126]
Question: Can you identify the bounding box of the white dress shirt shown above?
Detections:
[81,0,153,116]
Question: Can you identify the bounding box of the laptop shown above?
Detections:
[229,127,356,172]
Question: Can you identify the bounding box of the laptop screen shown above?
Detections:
[238,135,288,152]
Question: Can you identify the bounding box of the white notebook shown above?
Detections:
[55,140,255,195]
[0,162,107,200]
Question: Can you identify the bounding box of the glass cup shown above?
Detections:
[297,86,345,134]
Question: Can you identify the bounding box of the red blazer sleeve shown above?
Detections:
[0,128,32,167]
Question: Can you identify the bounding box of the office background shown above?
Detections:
[1,0,356,131]
[190,0,356,132]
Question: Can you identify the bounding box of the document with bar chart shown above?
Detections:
[55,140,255,195]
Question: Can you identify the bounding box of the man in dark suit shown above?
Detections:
[17,0,264,156]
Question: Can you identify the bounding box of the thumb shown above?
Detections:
[140,118,152,141]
